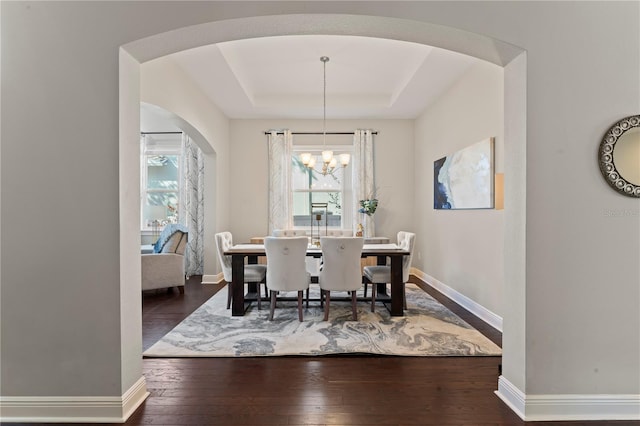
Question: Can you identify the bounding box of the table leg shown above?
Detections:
[390,254,403,316]
[231,254,245,316]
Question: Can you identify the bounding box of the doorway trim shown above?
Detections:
[119,13,527,422]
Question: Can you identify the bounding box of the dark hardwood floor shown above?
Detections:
[9,276,638,425]
[129,277,637,426]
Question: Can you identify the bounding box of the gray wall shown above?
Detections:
[1,1,638,420]
[414,61,505,319]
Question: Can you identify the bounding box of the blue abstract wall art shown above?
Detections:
[434,138,495,210]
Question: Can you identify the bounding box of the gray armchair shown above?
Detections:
[142,227,188,293]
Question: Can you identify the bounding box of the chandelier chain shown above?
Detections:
[299,56,349,175]
[321,56,328,147]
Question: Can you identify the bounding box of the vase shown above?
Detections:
[363,215,375,238]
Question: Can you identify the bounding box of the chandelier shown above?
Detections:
[300,56,350,175]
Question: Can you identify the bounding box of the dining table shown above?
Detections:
[224,242,411,317]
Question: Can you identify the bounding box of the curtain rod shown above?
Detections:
[263,131,377,135]
[140,131,183,135]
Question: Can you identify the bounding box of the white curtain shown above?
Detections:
[181,134,205,276]
[352,129,375,237]
[268,130,293,235]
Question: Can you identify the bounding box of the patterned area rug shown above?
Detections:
[143,284,501,357]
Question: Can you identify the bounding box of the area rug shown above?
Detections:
[143,284,501,357]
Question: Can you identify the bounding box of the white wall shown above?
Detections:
[228,119,414,245]
[414,61,504,318]
[141,56,231,276]
[118,48,145,398]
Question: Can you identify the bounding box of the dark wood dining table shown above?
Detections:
[224,243,410,317]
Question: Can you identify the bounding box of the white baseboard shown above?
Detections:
[417,270,639,421]
[0,376,149,423]
[496,376,640,421]
[121,376,149,421]
[201,273,224,284]
[495,375,526,420]
[411,268,503,332]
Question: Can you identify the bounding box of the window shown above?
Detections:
[291,147,352,230]
[140,134,183,231]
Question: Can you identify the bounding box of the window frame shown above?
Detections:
[291,145,353,231]
[140,135,184,232]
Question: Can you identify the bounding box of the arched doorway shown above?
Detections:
[120,13,526,414]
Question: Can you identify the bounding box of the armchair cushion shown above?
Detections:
[161,231,185,253]
[175,232,188,255]
[153,223,189,253]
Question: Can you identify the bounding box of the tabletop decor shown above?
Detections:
[357,198,378,238]
[310,202,328,247]
[358,198,378,216]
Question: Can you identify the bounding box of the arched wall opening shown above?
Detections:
[119,13,527,411]
[141,102,216,155]
[139,102,218,276]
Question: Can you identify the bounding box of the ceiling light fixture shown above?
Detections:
[301,56,350,175]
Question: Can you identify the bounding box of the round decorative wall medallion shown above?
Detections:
[598,115,640,197]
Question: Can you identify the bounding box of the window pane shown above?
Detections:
[292,154,343,190]
[143,192,179,227]
[292,192,342,227]
[147,155,179,189]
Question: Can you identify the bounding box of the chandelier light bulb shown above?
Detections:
[300,152,312,165]
[307,156,316,169]
[322,150,334,164]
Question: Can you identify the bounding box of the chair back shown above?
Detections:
[264,236,310,292]
[397,231,416,283]
[325,229,353,237]
[214,231,233,282]
[319,237,364,292]
[273,229,307,237]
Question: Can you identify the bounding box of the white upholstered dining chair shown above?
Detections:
[215,231,267,310]
[273,229,320,288]
[363,231,416,312]
[272,229,307,237]
[264,236,311,321]
[325,229,353,237]
[318,237,364,321]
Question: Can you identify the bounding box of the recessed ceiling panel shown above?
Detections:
[171,34,478,119]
